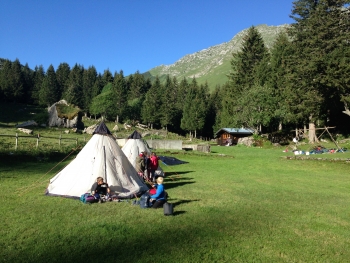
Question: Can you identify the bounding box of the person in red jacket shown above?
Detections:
[150,152,159,183]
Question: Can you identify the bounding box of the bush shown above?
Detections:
[33,110,49,125]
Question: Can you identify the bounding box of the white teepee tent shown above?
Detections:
[122,130,151,168]
[122,130,164,176]
[46,123,148,199]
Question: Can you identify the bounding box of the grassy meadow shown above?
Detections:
[1,143,350,262]
[1,103,350,262]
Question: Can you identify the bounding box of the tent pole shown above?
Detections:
[325,127,343,153]
[103,145,107,183]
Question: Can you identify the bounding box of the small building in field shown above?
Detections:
[215,128,254,146]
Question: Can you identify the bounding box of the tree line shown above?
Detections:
[218,0,350,142]
[1,0,350,141]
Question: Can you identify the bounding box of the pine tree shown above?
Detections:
[101,69,113,87]
[160,75,177,130]
[22,63,33,104]
[229,26,269,92]
[268,32,296,130]
[0,59,13,101]
[222,26,270,130]
[112,71,128,123]
[39,64,59,106]
[56,63,70,100]
[11,59,25,102]
[32,65,45,105]
[82,66,97,113]
[288,0,350,142]
[64,64,84,107]
[180,78,208,138]
[141,76,163,128]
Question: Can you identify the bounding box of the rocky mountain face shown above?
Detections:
[146,24,290,90]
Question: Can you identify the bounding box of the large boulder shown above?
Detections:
[48,100,83,129]
[83,124,98,134]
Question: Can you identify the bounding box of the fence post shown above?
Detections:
[15,133,18,150]
[36,134,39,148]
[59,134,61,146]
[76,138,78,146]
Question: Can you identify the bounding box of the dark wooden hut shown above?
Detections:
[215,128,254,146]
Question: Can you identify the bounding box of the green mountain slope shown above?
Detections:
[145,24,290,91]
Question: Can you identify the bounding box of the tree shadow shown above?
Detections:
[164,171,194,176]
[164,176,194,182]
[171,199,201,207]
[164,181,195,190]
[172,210,186,216]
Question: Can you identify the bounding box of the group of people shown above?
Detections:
[90,175,166,208]
[89,151,166,208]
[135,151,160,183]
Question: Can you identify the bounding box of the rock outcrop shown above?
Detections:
[48,100,83,128]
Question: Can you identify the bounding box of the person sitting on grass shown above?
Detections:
[91,176,110,203]
[150,176,166,209]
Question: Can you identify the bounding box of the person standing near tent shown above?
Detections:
[91,177,110,202]
[135,152,145,179]
[150,152,159,183]
[144,152,151,181]
[150,177,166,208]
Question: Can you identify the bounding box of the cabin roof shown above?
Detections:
[214,128,254,138]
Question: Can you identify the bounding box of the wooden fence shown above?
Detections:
[0,133,85,150]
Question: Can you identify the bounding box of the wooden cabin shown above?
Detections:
[215,128,254,146]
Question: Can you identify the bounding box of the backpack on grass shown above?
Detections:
[139,192,151,208]
[163,202,173,216]
[80,193,97,204]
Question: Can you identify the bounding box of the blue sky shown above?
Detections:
[1,1,294,76]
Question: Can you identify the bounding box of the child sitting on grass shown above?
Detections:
[91,177,110,203]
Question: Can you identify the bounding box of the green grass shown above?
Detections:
[1,145,350,262]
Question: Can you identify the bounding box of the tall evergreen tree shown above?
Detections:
[22,63,33,104]
[229,26,269,91]
[181,78,208,138]
[56,63,71,100]
[112,71,128,123]
[160,75,177,130]
[101,69,113,87]
[268,32,296,130]
[64,63,84,107]
[91,73,103,99]
[11,59,25,102]
[141,76,163,128]
[39,64,59,106]
[0,59,13,101]
[82,66,97,113]
[32,65,45,105]
[221,26,269,130]
[289,0,350,141]
[208,84,224,137]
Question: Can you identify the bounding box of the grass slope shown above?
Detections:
[146,24,289,91]
[1,145,350,262]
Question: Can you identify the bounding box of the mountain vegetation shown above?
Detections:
[146,24,289,91]
[1,0,350,140]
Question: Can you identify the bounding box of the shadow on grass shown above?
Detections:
[3,205,276,262]
[171,210,187,216]
[172,199,201,207]
[164,181,195,190]
[164,171,194,176]
[0,123,14,128]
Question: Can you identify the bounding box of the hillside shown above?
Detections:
[145,24,290,91]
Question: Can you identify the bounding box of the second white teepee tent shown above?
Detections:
[122,130,164,177]
[46,123,148,199]
[122,130,151,168]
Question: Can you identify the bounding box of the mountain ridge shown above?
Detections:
[145,24,290,90]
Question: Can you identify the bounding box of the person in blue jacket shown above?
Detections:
[150,176,166,208]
